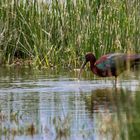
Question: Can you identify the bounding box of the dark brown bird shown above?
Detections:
[79,52,140,85]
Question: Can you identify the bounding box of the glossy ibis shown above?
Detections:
[79,52,140,85]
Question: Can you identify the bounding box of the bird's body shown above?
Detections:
[79,52,140,84]
[92,53,140,77]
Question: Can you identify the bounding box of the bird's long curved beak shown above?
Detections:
[78,61,87,79]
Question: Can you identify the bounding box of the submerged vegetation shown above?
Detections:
[0,0,140,68]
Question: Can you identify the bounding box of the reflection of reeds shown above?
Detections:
[0,85,140,139]
[0,122,36,138]
[0,110,73,139]
[53,114,72,140]
[127,90,140,140]
[0,110,36,138]
[97,111,120,140]
[26,123,36,137]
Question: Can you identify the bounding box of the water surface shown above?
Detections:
[0,67,140,140]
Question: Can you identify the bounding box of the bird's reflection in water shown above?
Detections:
[80,87,135,140]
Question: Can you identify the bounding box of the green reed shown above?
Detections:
[0,0,139,68]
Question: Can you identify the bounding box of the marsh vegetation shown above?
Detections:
[0,0,139,68]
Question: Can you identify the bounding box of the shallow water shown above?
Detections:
[0,67,140,140]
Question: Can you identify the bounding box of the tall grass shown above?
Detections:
[0,0,139,68]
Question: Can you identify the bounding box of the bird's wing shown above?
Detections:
[95,53,126,72]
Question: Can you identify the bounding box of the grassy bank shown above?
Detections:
[0,0,139,68]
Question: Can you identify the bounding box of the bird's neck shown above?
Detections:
[89,60,96,72]
[87,54,96,73]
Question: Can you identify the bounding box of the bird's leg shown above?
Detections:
[115,77,118,93]
[114,76,117,88]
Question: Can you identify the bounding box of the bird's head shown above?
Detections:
[78,52,96,79]
[85,52,96,62]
